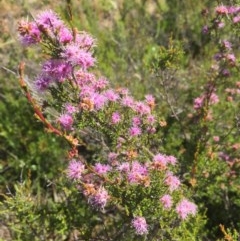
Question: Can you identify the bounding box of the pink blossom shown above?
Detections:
[210,93,219,104]
[42,59,72,81]
[108,152,118,163]
[36,10,63,29]
[214,53,223,61]
[221,69,230,77]
[34,75,52,91]
[202,25,209,34]
[145,94,155,108]
[164,172,181,192]
[92,77,109,90]
[67,160,85,180]
[222,40,232,50]
[62,44,95,69]
[104,89,119,102]
[213,136,220,142]
[79,86,95,98]
[89,187,109,209]
[58,114,74,130]
[233,16,240,24]
[127,161,148,184]
[132,116,141,126]
[94,163,112,175]
[226,54,236,65]
[121,96,135,108]
[219,152,230,161]
[215,5,228,15]
[76,71,96,87]
[75,32,96,48]
[134,101,151,115]
[117,87,129,96]
[228,6,240,14]
[193,96,204,109]
[146,115,156,124]
[217,21,225,29]
[111,112,121,124]
[92,93,108,110]
[153,153,168,170]
[117,162,130,172]
[129,126,142,137]
[131,216,148,235]
[65,104,77,114]
[160,194,173,209]
[18,21,41,46]
[176,199,197,220]
[166,155,177,165]
[145,94,155,103]
[58,26,73,43]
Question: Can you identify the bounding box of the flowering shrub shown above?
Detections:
[16,9,203,240]
[1,1,240,240]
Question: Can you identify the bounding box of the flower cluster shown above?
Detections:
[18,10,198,236]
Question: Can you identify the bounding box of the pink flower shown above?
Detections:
[166,155,177,165]
[94,163,112,175]
[42,59,72,81]
[164,172,181,192]
[36,10,63,29]
[62,44,95,69]
[131,216,148,235]
[18,21,41,46]
[152,153,168,170]
[213,136,220,142]
[93,77,109,90]
[117,87,129,96]
[127,161,148,184]
[228,6,240,14]
[104,89,119,102]
[233,16,240,24]
[67,160,85,180]
[176,199,197,220]
[117,162,130,172]
[34,75,52,91]
[132,116,141,126]
[111,112,121,124]
[79,86,95,98]
[226,54,236,65]
[217,21,225,29]
[222,40,232,50]
[121,96,135,108]
[134,101,151,115]
[58,114,74,130]
[194,96,204,109]
[145,94,155,103]
[146,126,156,134]
[145,94,155,108]
[108,152,118,163]
[65,104,77,114]
[160,194,173,209]
[146,115,156,124]
[221,69,230,77]
[76,71,96,87]
[215,5,228,15]
[202,25,209,34]
[58,26,73,44]
[89,187,109,209]
[210,93,219,105]
[129,126,142,137]
[92,93,108,110]
[75,32,96,48]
